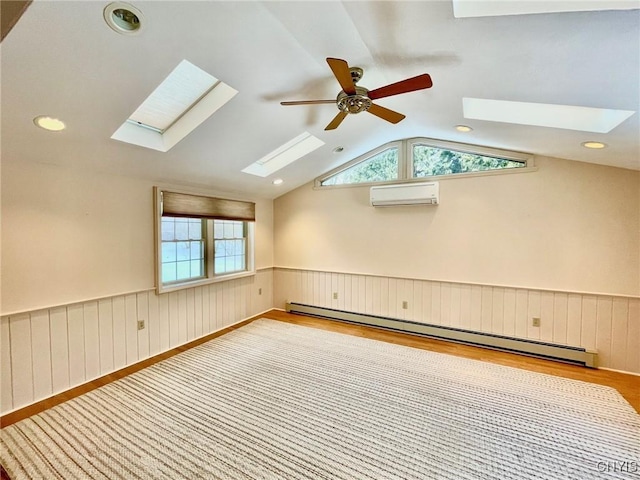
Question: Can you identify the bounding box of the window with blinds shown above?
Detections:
[154,188,256,293]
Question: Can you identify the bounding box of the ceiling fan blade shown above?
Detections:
[280,100,336,106]
[325,111,348,131]
[368,74,433,100]
[326,58,356,95]
[367,103,405,124]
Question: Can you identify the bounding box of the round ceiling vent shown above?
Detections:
[104,2,143,35]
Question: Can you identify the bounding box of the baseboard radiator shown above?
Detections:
[286,302,598,368]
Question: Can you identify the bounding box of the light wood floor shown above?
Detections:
[1,309,638,431]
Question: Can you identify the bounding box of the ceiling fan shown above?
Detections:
[281,57,433,131]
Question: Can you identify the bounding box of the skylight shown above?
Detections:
[463,98,635,133]
[452,0,639,18]
[111,60,237,152]
[129,61,218,132]
[242,132,325,177]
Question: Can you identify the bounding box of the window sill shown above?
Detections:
[157,270,256,295]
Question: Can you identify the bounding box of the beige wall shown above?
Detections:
[1,161,274,314]
[274,156,640,297]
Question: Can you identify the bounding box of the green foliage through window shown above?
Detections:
[413,145,525,177]
[316,139,531,187]
[321,148,398,186]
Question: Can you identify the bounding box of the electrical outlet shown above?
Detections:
[402,301,408,309]
[532,317,541,327]
[258,288,262,295]
[137,320,145,330]
[333,292,338,300]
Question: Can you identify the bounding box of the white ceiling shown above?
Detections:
[2,1,639,199]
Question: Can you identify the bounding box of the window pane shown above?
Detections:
[161,217,205,285]
[161,218,175,241]
[188,220,202,240]
[190,241,203,260]
[176,261,191,280]
[212,220,248,275]
[162,242,177,263]
[175,220,189,240]
[214,261,224,274]
[214,240,224,257]
[161,215,252,287]
[176,242,190,261]
[225,256,235,272]
[190,259,203,277]
[214,222,223,239]
[412,145,525,177]
[162,263,177,283]
[321,148,398,186]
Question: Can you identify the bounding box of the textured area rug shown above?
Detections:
[1,319,639,479]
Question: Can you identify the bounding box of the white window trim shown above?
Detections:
[314,141,403,188]
[315,138,536,189]
[154,188,255,295]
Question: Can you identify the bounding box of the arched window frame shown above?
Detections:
[315,141,403,188]
[315,138,535,188]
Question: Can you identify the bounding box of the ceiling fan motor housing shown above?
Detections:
[337,86,372,114]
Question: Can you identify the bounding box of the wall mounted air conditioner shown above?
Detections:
[370,182,439,207]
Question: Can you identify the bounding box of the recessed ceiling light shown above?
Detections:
[33,116,66,132]
[104,2,143,35]
[582,141,607,149]
[272,178,284,185]
[455,125,473,132]
[333,146,344,153]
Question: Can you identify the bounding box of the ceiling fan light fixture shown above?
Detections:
[104,2,143,35]
[582,141,607,149]
[456,125,473,132]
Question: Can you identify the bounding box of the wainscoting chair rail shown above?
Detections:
[286,302,598,368]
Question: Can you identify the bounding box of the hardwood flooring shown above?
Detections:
[1,309,638,432]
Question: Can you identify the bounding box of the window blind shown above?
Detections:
[160,190,255,222]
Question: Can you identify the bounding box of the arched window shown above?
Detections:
[316,138,533,187]
[320,144,400,186]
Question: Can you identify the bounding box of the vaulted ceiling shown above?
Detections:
[2,1,638,198]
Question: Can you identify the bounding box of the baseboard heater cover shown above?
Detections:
[286,302,597,368]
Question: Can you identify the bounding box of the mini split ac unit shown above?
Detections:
[370,182,439,207]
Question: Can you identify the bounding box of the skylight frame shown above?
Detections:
[463,98,635,133]
[242,132,325,178]
[111,60,238,152]
[452,0,640,18]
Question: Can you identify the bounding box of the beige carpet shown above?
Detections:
[2,318,639,479]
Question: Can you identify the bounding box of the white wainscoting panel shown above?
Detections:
[274,268,640,375]
[0,269,273,415]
